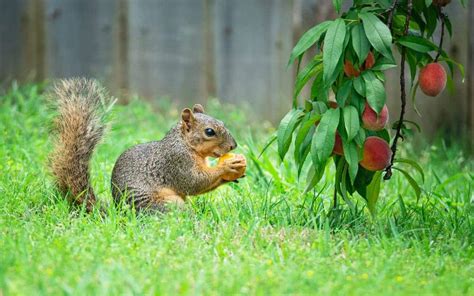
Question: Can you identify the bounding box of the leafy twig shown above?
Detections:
[384,0,413,181]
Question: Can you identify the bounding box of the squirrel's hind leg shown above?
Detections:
[151,188,185,209]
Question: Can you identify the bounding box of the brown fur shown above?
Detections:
[49,79,245,212]
[49,78,114,211]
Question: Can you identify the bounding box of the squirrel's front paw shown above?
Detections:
[219,154,246,181]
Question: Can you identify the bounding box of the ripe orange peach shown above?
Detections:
[362,102,389,131]
[359,136,392,171]
[419,63,447,97]
[218,153,246,181]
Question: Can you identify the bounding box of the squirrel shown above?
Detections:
[49,78,246,212]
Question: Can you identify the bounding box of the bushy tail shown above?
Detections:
[49,78,115,211]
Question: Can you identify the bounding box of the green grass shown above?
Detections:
[0,83,473,295]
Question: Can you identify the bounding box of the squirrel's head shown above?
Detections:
[180,104,237,158]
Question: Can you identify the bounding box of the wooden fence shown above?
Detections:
[0,0,472,144]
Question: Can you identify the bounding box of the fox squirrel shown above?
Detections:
[49,78,246,212]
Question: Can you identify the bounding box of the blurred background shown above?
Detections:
[0,0,472,146]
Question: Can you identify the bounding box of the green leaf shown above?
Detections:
[342,140,359,184]
[351,24,370,63]
[371,56,397,71]
[405,49,419,83]
[353,76,366,97]
[296,125,315,177]
[258,134,277,158]
[394,158,425,182]
[294,114,320,174]
[439,56,465,79]
[332,0,343,13]
[323,18,347,86]
[350,87,365,115]
[444,15,452,37]
[371,63,397,71]
[311,72,329,102]
[340,163,356,211]
[353,166,375,198]
[354,128,366,147]
[359,12,393,59]
[311,108,340,166]
[294,58,322,101]
[366,171,382,215]
[343,105,360,141]
[312,101,328,115]
[288,21,332,66]
[393,167,422,201]
[362,71,386,114]
[304,160,327,194]
[425,0,432,7]
[397,35,437,53]
[423,6,437,38]
[277,109,304,160]
[336,79,352,106]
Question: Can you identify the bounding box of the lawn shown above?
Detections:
[0,83,473,295]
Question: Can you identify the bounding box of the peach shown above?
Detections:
[364,51,375,70]
[217,153,246,181]
[328,101,338,109]
[344,60,360,77]
[359,136,392,171]
[419,63,447,97]
[362,102,389,131]
[333,132,343,155]
[344,51,375,77]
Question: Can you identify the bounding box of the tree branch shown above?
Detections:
[384,0,413,181]
[387,0,399,30]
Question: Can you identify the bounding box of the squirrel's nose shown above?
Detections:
[230,139,237,150]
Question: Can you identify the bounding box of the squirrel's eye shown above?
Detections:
[205,128,216,137]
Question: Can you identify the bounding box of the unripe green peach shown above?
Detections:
[419,63,447,97]
[359,136,392,171]
[362,102,389,131]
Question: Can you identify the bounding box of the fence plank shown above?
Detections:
[0,0,41,85]
[214,0,293,121]
[43,0,118,86]
[127,0,207,107]
[0,0,23,84]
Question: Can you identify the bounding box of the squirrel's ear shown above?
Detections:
[181,108,195,131]
[193,104,205,113]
